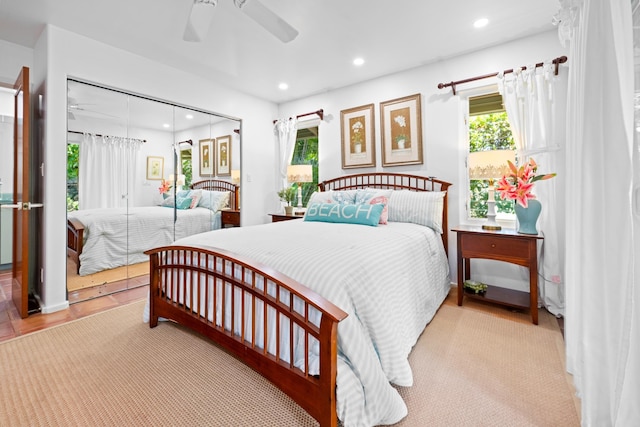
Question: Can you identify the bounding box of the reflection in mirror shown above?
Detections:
[65,80,241,302]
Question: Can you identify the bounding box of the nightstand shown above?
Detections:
[220,209,240,228]
[269,213,304,223]
[452,225,543,324]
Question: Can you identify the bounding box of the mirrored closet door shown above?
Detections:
[66,79,241,301]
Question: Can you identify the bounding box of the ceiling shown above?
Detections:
[0,0,560,104]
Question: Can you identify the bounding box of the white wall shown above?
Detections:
[278,30,568,289]
[7,26,567,312]
[0,39,33,85]
[38,25,278,313]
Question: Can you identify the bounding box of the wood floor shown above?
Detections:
[0,269,148,343]
[0,268,564,343]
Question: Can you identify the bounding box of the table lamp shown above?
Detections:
[169,173,186,190]
[287,164,313,210]
[468,150,515,230]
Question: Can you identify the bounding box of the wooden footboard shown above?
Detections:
[144,246,348,427]
[67,218,85,274]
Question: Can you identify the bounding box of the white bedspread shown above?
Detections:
[69,206,220,275]
[152,220,450,427]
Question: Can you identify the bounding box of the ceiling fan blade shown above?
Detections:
[183,0,218,42]
[234,0,298,43]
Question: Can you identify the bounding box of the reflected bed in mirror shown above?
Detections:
[66,79,242,297]
[67,179,239,277]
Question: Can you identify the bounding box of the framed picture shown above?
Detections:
[199,138,215,177]
[215,135,232,177]
[380,93,423,167]
[340,103,376,169]
[146,156,164,180]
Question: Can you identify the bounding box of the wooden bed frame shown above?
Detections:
[144,173,450,426]
[66,179,240,274]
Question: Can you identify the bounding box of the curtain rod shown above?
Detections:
[67,130,147,143]
[437,55,568,95]
[273,109,324,124]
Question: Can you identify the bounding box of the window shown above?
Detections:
[67,143,79,211]
[291,126,318,206]
[468,93,516,219]
[179,145,192,189]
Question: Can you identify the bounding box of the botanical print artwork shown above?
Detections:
[340,103,376,168]
[199,139,215,177]
[146,156,164,180]
[350,115,366,155]
[391,107,411,151]
[220,142,228,167]
[380,94,423,166]
[202,146,210,168]
[216,135,232,176]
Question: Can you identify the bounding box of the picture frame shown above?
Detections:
[199,138,215,177]
[146,156,164,180]
[215,135,232,177]
[340,103,376,169]
[380,93,423,167]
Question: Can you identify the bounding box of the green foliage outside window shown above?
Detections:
[468,112,516,218]
[67,144,79,211]
[291,133,318,206]
[180,151,192,189]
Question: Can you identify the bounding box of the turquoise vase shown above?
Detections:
[515,199,542,235]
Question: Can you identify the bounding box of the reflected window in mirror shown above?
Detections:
[291,126,318,206]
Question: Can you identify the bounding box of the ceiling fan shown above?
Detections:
[67,98,121,121]
[183,0,299,43]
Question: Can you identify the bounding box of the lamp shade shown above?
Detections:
[231,169,241,184]
[468,150,516,180]
[287,165,313,183]
[169,173,186,186]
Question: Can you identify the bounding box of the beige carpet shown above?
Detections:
[66,259,149,292]
[0,296,580,426]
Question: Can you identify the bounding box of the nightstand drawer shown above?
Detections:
[460,234,530,259]
[221,210,240,228]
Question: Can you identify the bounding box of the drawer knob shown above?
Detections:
[491,244,496,248]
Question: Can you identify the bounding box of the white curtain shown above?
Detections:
[498,64,568,316]
[558,0,639,425]
[78,133,143,209]
[274,117,298,193]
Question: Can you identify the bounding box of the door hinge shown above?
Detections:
[40,162,45,177]
[40,268,44,284]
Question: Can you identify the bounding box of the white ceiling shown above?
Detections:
[0,0,561,104]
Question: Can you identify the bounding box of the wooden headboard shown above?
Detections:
[190,179,240,210]
[318,172,451,255]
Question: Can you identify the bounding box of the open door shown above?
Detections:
[4,66,41,318]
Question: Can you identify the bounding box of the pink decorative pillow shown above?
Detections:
[368,195,389,224]
[355,189,392,225]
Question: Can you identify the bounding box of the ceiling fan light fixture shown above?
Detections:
[183,0,218,42]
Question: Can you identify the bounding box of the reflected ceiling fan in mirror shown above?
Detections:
[67,98,121,121]
[183,0,299,43]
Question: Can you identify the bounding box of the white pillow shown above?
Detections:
[387,190,446,233]
[198,190,230,211]
[307,190,358,205]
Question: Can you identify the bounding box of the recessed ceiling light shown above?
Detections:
[162,123,170,128]
[278,82,289,90]
[474,18,489,28]
[185,114,194,120]
[353,57,365,66]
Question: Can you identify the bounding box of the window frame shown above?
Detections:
[459,85,516,229]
